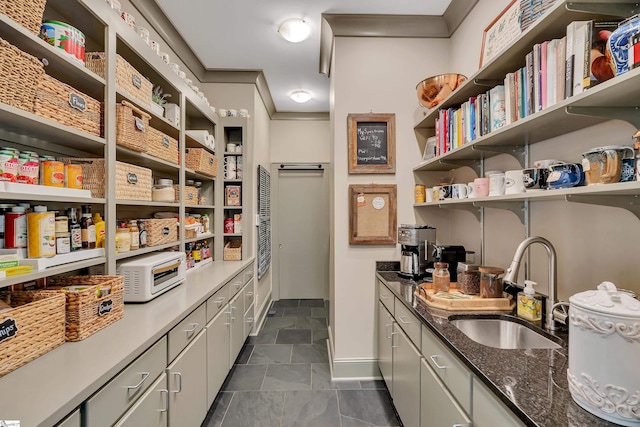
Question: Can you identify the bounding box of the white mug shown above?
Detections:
[425,188,434,202]
[489,172,506,196]
[226,143,237,152]
[505,169,526,195]
[239,109,249,117]
[218,108,228,117]
[451,183,469,199]
[224,156,237,179]
[467,181,476,199]
[228,109,238,117]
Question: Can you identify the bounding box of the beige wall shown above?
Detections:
[271,120,331,163]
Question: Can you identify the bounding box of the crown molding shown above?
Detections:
[271,112,330,120]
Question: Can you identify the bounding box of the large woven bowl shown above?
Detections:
[416,74,467,109]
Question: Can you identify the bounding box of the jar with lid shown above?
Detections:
[138,220,147,248]
[128,220,140,251]
[457,263,480,295]
[479,266,505,298]
[152,179,175,202]
[0,204,16,249]
[433,262,451,293]
[116,224,131,253]
[194,181,202,203]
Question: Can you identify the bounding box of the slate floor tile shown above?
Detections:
[220,391,285,427]
[248,344,293,364]
[264,317,297,330]
[273,300,299,308]
[202,391,233,427]
[283,307,312,317]
[249,329,278,345]
[298,299,325,308]
[311,363,361,390]
[262,364,312,391]
[235,344,253,364]
[291,344,328,363]
[296,317,327,330]
[338,389,400,426]
[281,390,341,427]
[276,329,312,344]
[312,328,329,346]
[222,364,268,391]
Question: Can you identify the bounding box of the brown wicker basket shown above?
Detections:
[116,100,150,152]
[186,148,217,177]
[147,127,179,165]
[46,276,124,342]
[224,240,242,261]
[0,290,66,377]
[85,53,152,106]
[0,0,47,35]
[32,74,102,136]
[0,37,45,112]
[140,218,178,246]
[174,185,198,205]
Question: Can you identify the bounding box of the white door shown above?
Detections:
[273,164,329,300]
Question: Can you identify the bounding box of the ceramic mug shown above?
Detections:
[467,181,476,199]
[226,143,237,152]
[474,177,490,197]
[451,183,469,199]
[621,157,636,182]
[533,159,564,169]
[425,188,434,203]
[547,163,585,189]
[239,109,249,117]
[582,145,635,185]
[433,186,441,201]
[228,109,238,117]
[224,156,237,179]
[505,169,526,195]
[523,168,550,190]
[440,185,453,200]
[489,172,506,196]
[160,52,170,64]
[218,108,228,117]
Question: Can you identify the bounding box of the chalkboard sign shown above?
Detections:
[348,113,395,174]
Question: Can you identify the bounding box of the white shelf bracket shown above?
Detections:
[472,145,526,168]
[473,201,526,224]
[566,106,640,129]
[566,194,640,220]
[472,79,504,87]
[438,204,481,221]
[438,159,482,174]
[566,3,640,17]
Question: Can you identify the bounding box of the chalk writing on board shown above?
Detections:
[356,122,388,165]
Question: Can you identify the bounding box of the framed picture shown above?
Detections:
[347,113,395,174]
[479,0,522,67]
[348,184,397,245]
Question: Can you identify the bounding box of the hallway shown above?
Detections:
[202,299,401,427]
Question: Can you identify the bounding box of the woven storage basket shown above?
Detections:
[174,185,198,205]
[0,37,45,111]
[186,148,217,177]
[140,218,178,246]
[148,127,179,164]
[0,0,47,35]
[85,53,152,106]
[224,240,242,261]
[116,100,150,152]
[46,276,124,342]
[0,290,65,377]
[32,74,102,136]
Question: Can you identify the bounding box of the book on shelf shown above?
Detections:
[504,72,516,125]
[481,94,490,136]
[587,20,622,89]
[546,39,557,107]
[572,20,591,96]
[533,43,542,113]
[556,36,567,102]
[489,85,506,132]
[541,40,548,110]
[469,96,477,141]
[525,51,534,117]
[565,21,576,98]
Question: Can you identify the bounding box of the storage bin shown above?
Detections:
[224,240,242,261]
[116,100,150,152]
[0,290,66,377]
[32,74,102,136]
[147,127,179,164]
[85,53,152,106]
[140,218,178,246]
[185,148,217,177]
[174,185,198,205]
[46,275,125,342]
[0,0,47,35]
[0,37,45,112]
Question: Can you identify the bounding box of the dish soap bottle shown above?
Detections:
[517,280,542,325]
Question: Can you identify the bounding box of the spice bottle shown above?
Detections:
[80,205,96,249]
[68,208,82,251]
[128,220,140,251]
[433,262,451,293]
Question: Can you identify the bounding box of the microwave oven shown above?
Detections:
[117,251,186,302]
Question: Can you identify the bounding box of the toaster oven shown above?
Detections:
[117,251,186,302]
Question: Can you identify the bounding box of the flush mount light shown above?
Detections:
[278,18,311,43]
[290,90,312,103]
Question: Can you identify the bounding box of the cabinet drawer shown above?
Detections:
[114,373,168,427]
[243,284,254,311]
[421,325,472,414]
[207,284,229,322]
[245,303,254,338]
[228,271,245,298]
[473,377,525,427]
[378,280,394,315]
[394,301,421,347]
[85,336,167,427]
[56,409,80,427]
[168,304,206,362]
[420,358,471,427]
[243,262,255,285]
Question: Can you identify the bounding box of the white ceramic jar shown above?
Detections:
[567,281,640,426]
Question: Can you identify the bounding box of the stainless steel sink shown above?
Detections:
[450,317,562,349]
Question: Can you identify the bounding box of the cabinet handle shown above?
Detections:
[430,355,448,370]
[236,283,241,289]
[126,372,149,391]
[215,297,226,306]
[380,293,389,299]
[246,292,254,297]
[452,424,471,427]
[172,372,183,393]
[385,323,392,339]
[390,332,399,348]
[159,389,168,413]
[230,306,236,321]
[246,317,254,324]
[225,310,231,326]
[397,316,410,325]
[184,323,199,334]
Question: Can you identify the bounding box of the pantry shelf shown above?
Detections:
[115,91,180,137]
[116,200,180,207]
[185,233,213,244]
[185,168,217,181]
[114,241,179,260]
[0,256,107,289]
[0,192,105,204]
[116,146,180,175]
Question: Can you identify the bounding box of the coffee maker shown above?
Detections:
[398,224,436,278]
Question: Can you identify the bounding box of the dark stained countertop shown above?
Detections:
[375,265,617,427]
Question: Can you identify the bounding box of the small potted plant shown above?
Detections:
[151,85,170,116]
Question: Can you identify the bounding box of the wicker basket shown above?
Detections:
[140,218,178,246]
[175,185,198,205]
[148,127,179,165]
[32,74,102,136]
[116,101,150,152]
[46,276,124,342]
[0,37,45,112]
[85,53,152,107]
[0,0,47,35]
[0,290,66,377]
[185,148,217,177]
[224,240,242,261]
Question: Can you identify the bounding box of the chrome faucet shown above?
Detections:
[503,236,560,331]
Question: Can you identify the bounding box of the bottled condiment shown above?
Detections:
[116,224,131,253]
[93,213,105,248]
[56,232,71,254]
[27,205,56,258]
[55,215,68,234]
[193,242,201,263]
[138,220,147,248]
[479,266,505,298]
[202,214,209,233]
[67,208,82,252]
[80,205,96,249]
[128,220,140,251]
[5,206,27,248]
[433,262,451,293]
[0,204,16,249]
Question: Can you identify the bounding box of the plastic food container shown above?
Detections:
[152,179,175,202]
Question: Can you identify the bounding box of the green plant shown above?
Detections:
[152,86,171,107]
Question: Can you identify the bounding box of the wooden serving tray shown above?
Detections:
[415,283,515,312]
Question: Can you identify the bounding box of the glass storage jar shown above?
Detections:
[479,266,505,298]
[432,262,450,293]
[116,224,131,253]
[152,179,175,202]
[457,262,480,294]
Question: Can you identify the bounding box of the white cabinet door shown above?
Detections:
[167,331,208,427]
[114,373,168,427]
[377,300,394,394]
[420,359,471,427]
[473,377,526,427]
[206,306,231,407]
[55,409,80,427]
[229,291,245,366]
[392,325,421,427]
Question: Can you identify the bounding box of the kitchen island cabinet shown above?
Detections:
[420,358,471,427]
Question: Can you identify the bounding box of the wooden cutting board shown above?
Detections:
[415,282,515,312]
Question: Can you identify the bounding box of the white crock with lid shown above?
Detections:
[567,281,640,426]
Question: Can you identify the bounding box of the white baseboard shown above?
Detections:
[327,326,382,381]
[251,292,272,336]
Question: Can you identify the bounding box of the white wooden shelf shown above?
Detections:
[185,168,216,181]
[115,90,180,138]
[0,191,105,204]
[116,200,180,207]
[185,205,215,210]
[0,256,106,288]
[114,242,179,260]
[116,145,180,175]
[185,233,214,244]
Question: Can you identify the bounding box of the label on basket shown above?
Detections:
[127,173,138,184]
[162,226,169,236]
[162,136,170,148]
[132,74,142,89]
[99,299,113,316]
[134,117,145,132]
[208,157,214,165]
[0,318,18,343]
[68,93,87,112]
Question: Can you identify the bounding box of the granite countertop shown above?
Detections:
[376,267,617,427]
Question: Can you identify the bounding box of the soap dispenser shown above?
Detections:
[517,280,542,324]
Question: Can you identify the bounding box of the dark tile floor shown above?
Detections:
[202,299,401,427]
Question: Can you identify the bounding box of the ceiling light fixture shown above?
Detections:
[290,90,312,103]
[278,18,311,43]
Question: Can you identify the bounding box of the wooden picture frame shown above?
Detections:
[479,0,522,68]
[349,184,397,245]
[347,113,395,174]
